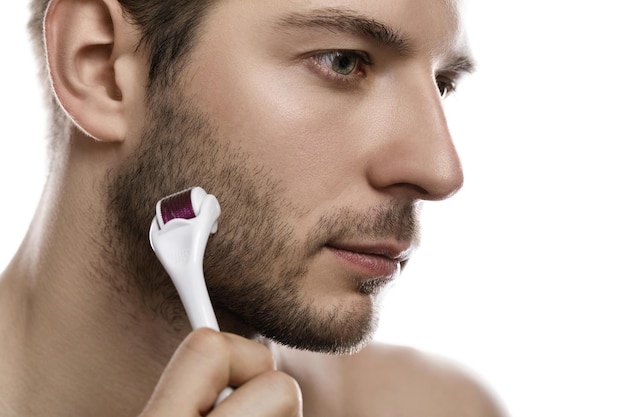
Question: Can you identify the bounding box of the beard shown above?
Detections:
[103,86,420,354]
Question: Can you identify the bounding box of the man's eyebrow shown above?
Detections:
[441,54,476,76]
[275,7,414,55]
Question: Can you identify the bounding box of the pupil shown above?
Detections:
[333,54,356,75]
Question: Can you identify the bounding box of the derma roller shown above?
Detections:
[149,187,233,405]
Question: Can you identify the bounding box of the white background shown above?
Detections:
[1,2,624,416]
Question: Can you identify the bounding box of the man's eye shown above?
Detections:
[436,75,457,98]
[310,50,371,83]
[319,51,359,75]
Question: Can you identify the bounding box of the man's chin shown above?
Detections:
[262,300,379,355]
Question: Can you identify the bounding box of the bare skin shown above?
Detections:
[275,343,504,417]
[0,0,505,415]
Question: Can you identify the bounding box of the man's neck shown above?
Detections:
[0,180,190,416]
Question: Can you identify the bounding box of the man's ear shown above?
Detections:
[44,0,143,142]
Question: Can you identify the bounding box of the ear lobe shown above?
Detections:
[45,0,138,142]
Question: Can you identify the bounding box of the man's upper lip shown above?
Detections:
[326,241,414,262]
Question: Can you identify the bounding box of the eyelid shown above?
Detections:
[306,49,372,64]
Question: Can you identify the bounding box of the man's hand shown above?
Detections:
[139,328,302,416]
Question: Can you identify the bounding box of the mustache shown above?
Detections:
[306,201,422,252]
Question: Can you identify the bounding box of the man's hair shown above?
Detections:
[28,0,216,148]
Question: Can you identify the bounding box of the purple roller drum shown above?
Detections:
[159,189,196,225]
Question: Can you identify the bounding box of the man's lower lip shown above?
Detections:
[326,246,400,278]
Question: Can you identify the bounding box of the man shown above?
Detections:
[0,0,505,415]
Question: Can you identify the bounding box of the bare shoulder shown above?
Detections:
[275,342,507,417]
[342,342,508,417]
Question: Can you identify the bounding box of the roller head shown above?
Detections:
[156,187,208,228]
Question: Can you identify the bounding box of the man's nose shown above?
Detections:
[365,72,464,202]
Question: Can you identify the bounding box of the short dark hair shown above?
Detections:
[115,0,218,91]
[28,0,216,144]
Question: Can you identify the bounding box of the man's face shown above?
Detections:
[108,0,470,353]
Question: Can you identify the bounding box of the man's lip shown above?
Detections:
[326,241,414,262]
[325,241,414,278]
